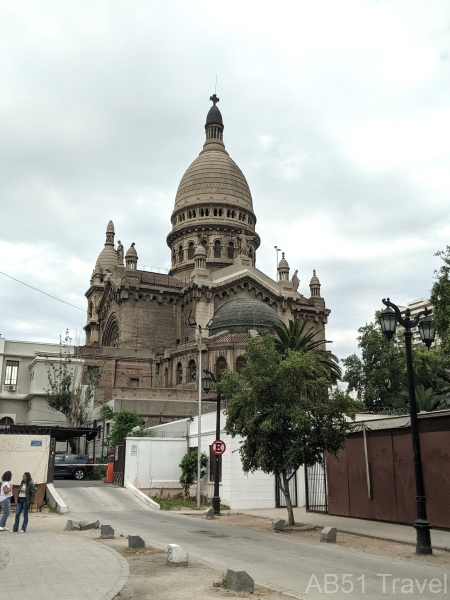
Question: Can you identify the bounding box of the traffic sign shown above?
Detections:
[211,439,226,456]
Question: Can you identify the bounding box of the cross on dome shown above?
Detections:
[210,94,219,106]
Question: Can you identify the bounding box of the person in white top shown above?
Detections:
[0,471,13,531]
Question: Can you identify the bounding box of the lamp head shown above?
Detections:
[417,314,435,348]
[201,371,212,393]
[379,305,397,341]
[188,316,197,327]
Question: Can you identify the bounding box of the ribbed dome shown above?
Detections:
[208,298,282,336]
[206,105,223,127]
[174,150,253,211]
[310,270,320,285]
[96,221,117,274]
[278,253,289,269]
[125,243,138,259]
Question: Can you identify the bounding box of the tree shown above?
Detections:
[99,405,144,447]
[430,245,450,355]
[400,385,445,413]
[342,319,407,408]
[46,330,100,430]
[179,450,208,498]
[220,333,362,526]
[272,320,342,384]
[343,316,450,409]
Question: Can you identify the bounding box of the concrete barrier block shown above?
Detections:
[100,524,115,539]
[226,569,254,593]
[167,544,188,566]
[320,527,337,543]
[271,518,285,531]
[128,535,145,549]
[80,519,100,531]
[64,520,80,531]
[203,508,214,520]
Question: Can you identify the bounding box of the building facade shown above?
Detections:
[82,96,331,424]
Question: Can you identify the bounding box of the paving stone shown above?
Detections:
[100,524,115,539]
[271,518,285,531]
[203,508,214,520]
[128,535,145,549]
[80,519,100,531]
[167,544,188,566]
[226,569,254,593]
[320,526,337,543]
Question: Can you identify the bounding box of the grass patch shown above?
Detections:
[212,573,228,588]
[122,546,164,557]
[151,493,229,512]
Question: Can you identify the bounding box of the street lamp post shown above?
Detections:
[379,298,435,555]
[188,316,202,510]
[201,369,221,515]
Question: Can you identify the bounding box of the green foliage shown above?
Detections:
[150,492,229,511]
[212,574,228,589]
[99,404,114,421]
[220,333,363,525]
[430,245,450,356]
[343,315,450,409]
[179,449,208,497]
[89,464,107,480]
[401,385,446,413]
[103,409,144,447]
[272,320,342,384]
[342,319,406,408]
[45,330,100,426]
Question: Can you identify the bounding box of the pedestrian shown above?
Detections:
[0,471,13,531]
[11,472,35,533]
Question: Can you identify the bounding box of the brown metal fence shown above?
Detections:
[326,416,450,528]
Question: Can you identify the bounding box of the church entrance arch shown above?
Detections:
[102,315,120,347]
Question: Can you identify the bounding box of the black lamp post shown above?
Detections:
[201,369,221,515]
[379,298,435,555]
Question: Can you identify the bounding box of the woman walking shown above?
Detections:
[0,471,13,531]
[12,472,35,533]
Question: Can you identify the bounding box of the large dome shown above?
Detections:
[174,149,253,212]
[208,298,282,336]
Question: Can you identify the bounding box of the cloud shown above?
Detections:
[1,0,449,363]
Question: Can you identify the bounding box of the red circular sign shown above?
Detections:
[211,439,226,456]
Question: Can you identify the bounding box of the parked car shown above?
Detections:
[54,454,94,480]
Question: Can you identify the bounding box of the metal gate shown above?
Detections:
[275,471,298,508]
[112,442,125,486]
[305,457,328,513]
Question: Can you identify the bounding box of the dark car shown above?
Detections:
[54,454,94,480]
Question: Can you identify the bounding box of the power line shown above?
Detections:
[0,271,85,312]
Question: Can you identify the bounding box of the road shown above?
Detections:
[54,480,450,599]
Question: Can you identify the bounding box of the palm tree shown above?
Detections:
[272,320,342,384]
[401,385,446,413]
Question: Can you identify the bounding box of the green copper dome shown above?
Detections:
[208,298,282,336]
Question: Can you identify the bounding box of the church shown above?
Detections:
[80,96,331,424]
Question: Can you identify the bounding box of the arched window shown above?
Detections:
[188,359,196,382]
[176,362,183,384]
[0,416,14,426]
[102,315,120,347]
[216,357,227,378]
[188,242,195,260]
[178,245,184,263]
[228,242,235,259]
[164,367,168,388]
[214,240,222,258]
[236,356,246,373]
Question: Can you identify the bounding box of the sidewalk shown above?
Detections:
[235,507,450,550]
[0,527,129,600]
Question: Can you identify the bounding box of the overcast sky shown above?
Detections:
[1,0,449,361]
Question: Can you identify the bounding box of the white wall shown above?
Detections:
[124,436,188,490]
[0,434,50,484]
[126,410,307,510]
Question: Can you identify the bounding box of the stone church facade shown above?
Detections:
[80,96,330,425]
